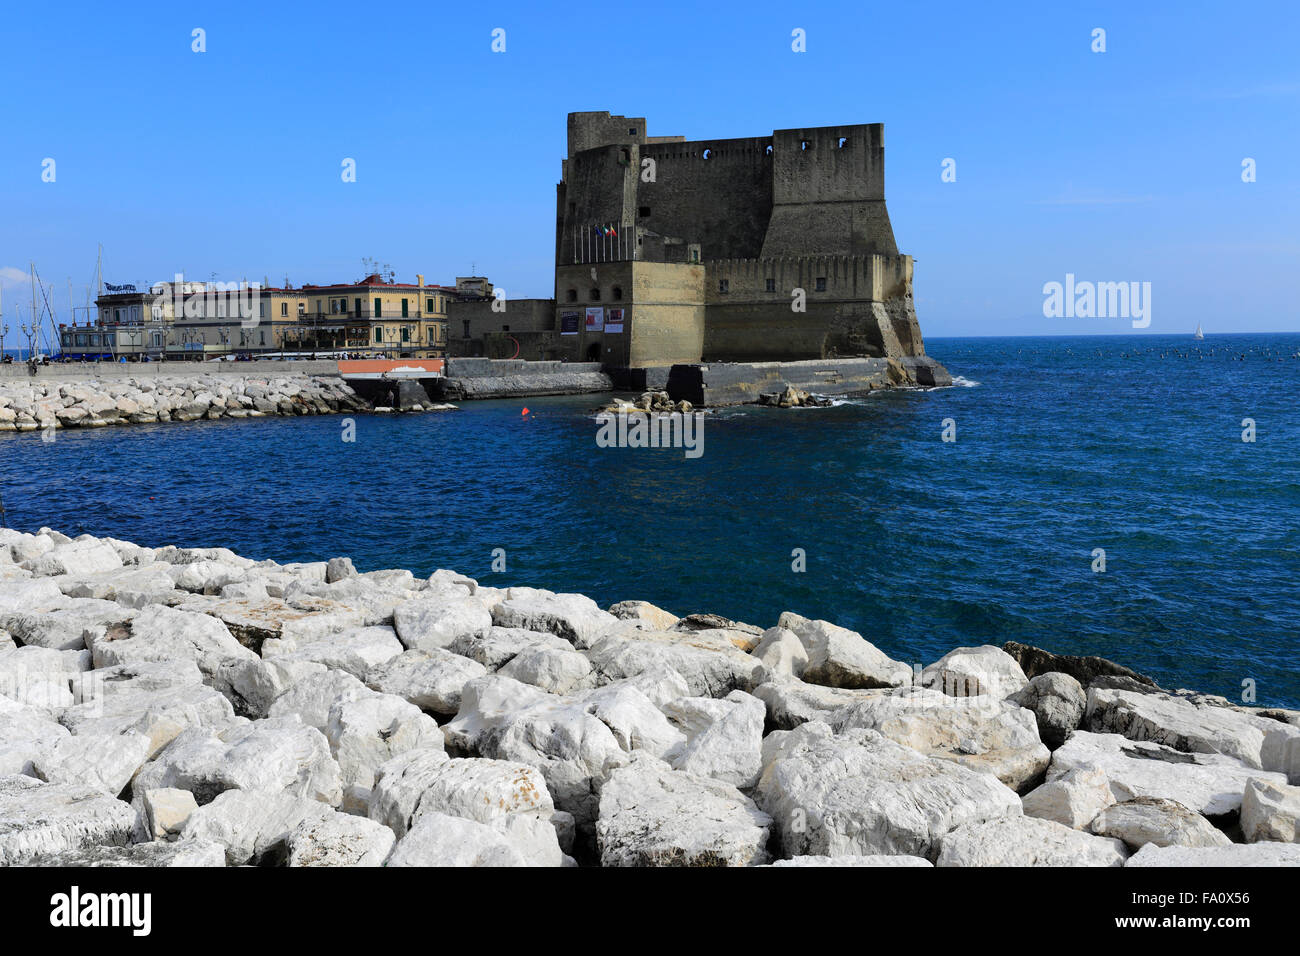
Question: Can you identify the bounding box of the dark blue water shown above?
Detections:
[2,333,1297,707]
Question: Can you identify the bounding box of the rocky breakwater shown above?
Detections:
[1,527,1299,868]
[0,374,369,433]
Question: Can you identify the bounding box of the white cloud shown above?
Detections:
[0,266,31,290]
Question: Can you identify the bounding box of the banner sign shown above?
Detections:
[584,307,604,332]
[560,311,581,335]
[605,308,624,333]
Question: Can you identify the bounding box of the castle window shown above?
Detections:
[590,288,601,301]
[838,137,848,148]
[718,279,729,294]
[566,289,577,302]
[765,145,773,156]
[502,325,509,332]
[801,140,810,151]
[702,148,711,160]
[638,206,650,218]
[619,148,631,165]
[765,278,775,293]
[628,127,636,135]
[463,320,471,337]
[612,286,623,300]
[815,277,827,291]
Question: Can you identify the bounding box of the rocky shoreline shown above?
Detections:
[1,528,1297,867]
[0,374,370,432]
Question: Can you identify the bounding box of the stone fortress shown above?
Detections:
[448,111,950,404]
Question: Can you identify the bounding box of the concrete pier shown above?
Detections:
[665,356,952,407]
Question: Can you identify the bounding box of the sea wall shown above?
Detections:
[0,373,368,432]
[666,355,953,407]
[0,360,341,382]
[1,527,1297,868]
[434,358,612,401]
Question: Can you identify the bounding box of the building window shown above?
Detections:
[838,137,848,148]
[260,330,265,345]
[463,320,470,337]
[628,127,636,134]
[259,302,267,318]
[718,279,729,294]
[815,277,826,291]
[426,297,434,313]
[590,288,601,301]
[638,206,650,218]
[374,298,382,317]
[401,299,409,318]
[281,302,288,317]
[765,278,775,293]
[702,148,711,160]
[401,326,410,342]
[354,298,362,315]
[612,286,623,301]
[374,327,382,343]
[800,140,810,151]
[502,325,510,332]
[566,289,577,302]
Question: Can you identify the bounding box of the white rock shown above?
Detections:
[1127,842,1300,866]
[326,694,444,812]
[0,695,71,775]
[498,643,594,695]
[1240,776,1300,843]
[578,683,686,759]
[1048,730,1288,816]
[777,612,911,689]
[14,839,227,867]
[392,590,492,651]
[1007,672,1086,749]
[1088,797,1231,849]
[447,627,571,670]
[28,540,122,578]
[444,674,627,825]
[132,717,343,808]
[922,645,1029,698]
[936,814,1127,867]
[492,588,620,649]
[365,647,487,714]
[0,775,135,864]
[1087,687,1300,778]
[663,690,765,788]
[585,629,765,699]
[92,604,256,682]
[32,731,153,795]
[385,811,530,867]
[2,599,132,651]
[0,576,65,611]
[608,600,680,631]
[831,686,1050,791]
[597,755,772,867]
[367,748,454,836]
[751,626,809,681]
[753,678,887,730]
[756,722,1021,859]
[143,787,199,840]
[1021,766,1116,828]
[267,668,375,731]
[180,788,332,865]
[286,812,396,867]
[262,624,404,680]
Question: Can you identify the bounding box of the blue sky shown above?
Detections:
[1,0,1296,336]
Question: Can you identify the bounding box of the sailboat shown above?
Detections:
[1193,322,1204,340]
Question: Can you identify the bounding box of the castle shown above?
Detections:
[551,111,938,372]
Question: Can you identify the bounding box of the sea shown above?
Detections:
[2,333,1297,708]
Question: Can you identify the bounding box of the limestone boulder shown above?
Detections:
[365,647,487,715]
[1239,777,1300,843]
[91,605,256,684]
[262,624,404,680]
[769,855,932,867]
[756,722,1021,860]
[392,590,493,651]
[141,787,199,840]
[1127,842,1300,866]
[326,694,444,812]
[0,775,135,864]
[498,642,595,695]
[266,668,375,732]
[936,814,1127,867]
[751,626,809,681]
[1047,730,1288,816]
[180,788,333,865]
[1087,796,1230,850]
[1007,672,1086,748]
[443,674,627,825]
[132,717,343,808]
[753,678,887,730]
[831,687,1050,791]
[15,839,227,867]
[608,600,680,631]
[31,731,153,796]
[597,755,772,867]
[777,612,911,689]
[922,645,1029,698]
[662,690,765,788]
[1,599,133,652]
[492,587,621,649]
[385,811,532,867]
[0,695,71,775]
[585,629,765,699]
[447,627,571,670]
[27,540,122,578]
[578,683,686,760]
[1021,766,1115,828]
[286,812,396,867]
